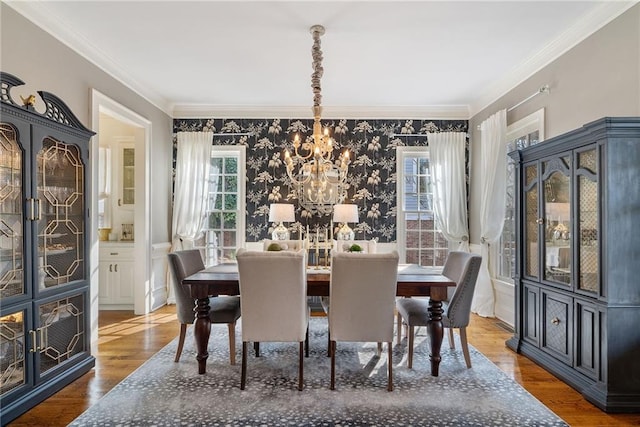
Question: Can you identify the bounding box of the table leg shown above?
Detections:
[194,297,211,374]
[427,297,444,376]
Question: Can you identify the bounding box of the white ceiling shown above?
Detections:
[7,1,636,118]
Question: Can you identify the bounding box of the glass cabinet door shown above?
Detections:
[0,124,25,299]
[523,164,539,279]
[121,146,134,206]
[542,156,571,285]
[36,138,84,290]
[36,292,86,377]
[0,308,27,397]
[576,148,599,293]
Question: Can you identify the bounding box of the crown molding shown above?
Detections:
[172,104,470,120]
[5,0,173,116]
[468,1,637,118]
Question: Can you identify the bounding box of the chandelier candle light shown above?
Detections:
[284,25,350,215]
[269,203,295,240]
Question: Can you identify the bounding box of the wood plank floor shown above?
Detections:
[8,306,640,426]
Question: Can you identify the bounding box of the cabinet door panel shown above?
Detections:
[574,300,600,380]
[576,148,599,295]
[36,291,87,381]
[0,303,31,399]
[523,284,539,346]
[541,290,572,364]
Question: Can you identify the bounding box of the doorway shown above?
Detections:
[90,89,152,344]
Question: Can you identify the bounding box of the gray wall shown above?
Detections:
[1,4,173,245]
[468,4,640,244]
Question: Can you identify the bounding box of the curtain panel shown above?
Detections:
[168,131,212,303]
[472,110,507,317]
[427,132,470,251]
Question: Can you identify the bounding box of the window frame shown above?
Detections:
[202,145,246,265]
[396,146,448,268]
[492,108,545,284]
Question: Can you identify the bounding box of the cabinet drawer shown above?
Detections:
[99,245,134,260]
[541,289,573,364]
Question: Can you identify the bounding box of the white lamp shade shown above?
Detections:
[333,204,359,223]
[269,203,295,222]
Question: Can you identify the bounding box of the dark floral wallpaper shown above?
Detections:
[173,118,468,243]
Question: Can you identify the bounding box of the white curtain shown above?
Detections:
[427,132,469,251]
[168,131,212,303]
[472,110,507,317]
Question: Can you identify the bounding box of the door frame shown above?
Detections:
[90,89,152,343]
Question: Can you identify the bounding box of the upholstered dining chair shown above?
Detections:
[236,248,309,391]
[396,251,482,369]
[328,251,399,391]
[167,249,241,364]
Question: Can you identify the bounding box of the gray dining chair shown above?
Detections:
[236,248,309,391]
[396,251,482,369]
[328,251,399,391]
[167,249,241,364]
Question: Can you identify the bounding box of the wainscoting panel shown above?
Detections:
[151,242,171,310]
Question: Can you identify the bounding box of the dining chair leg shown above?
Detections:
[305,326,310,357]
[447,327,455,350]
[460,327,472,368]
[377,342,383,356]
[327,329,331,357]
[387,341,393,392]
[241,341,247,390]
[408,325,415,369]
[228,322,236,365]
[396,312,402,344]
[174,323,187,363]
[254,341,260,357]
[298,342,304,391]
[330,340,336,390]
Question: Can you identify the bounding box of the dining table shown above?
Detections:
[182,263,456,377]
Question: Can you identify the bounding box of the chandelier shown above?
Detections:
[284,24,350,215]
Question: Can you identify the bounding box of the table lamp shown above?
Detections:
[333,204,358,241]
[269,203,295,240]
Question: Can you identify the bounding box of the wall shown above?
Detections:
[1,4,173,245]
[468,3,640,244]
[174,118,468,242]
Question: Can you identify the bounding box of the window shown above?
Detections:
[496,109,544,281]
[202,146,245,266]
[396,147,448,267]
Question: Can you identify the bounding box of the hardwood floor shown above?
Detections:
[8,306,640,426]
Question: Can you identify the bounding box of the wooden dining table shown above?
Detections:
[182,263,456,377]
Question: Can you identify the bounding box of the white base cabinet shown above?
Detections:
[99,243,134,309]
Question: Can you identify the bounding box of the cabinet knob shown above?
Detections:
[536,218,544,225]
[551,317,561,325]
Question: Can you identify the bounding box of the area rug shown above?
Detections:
[70,317,567,426]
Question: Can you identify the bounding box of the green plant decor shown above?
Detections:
[348,243,363,252]
[267,243,282,251]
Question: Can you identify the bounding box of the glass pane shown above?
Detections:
[223,212,236,229]
[420,230,433,248]
[543,168,571,285]
[420,250,435,267]
[221,248,236,262]
[578,149,598,292]
[0,310,26,394]
[0,123,25,299]
[525,183,538,278]
[224,157,238,174]
[210,157,223,170]
[224,176,238,193]
[208,213,222,229]
[405,249,419,265]
[38,293,86,374]
[405,213,419,230]
[37,138,85,290]
[406,231,419,249]
[224,194,237,210]
[222,230,236,247]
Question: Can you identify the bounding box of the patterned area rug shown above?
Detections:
[71,317,567,426]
